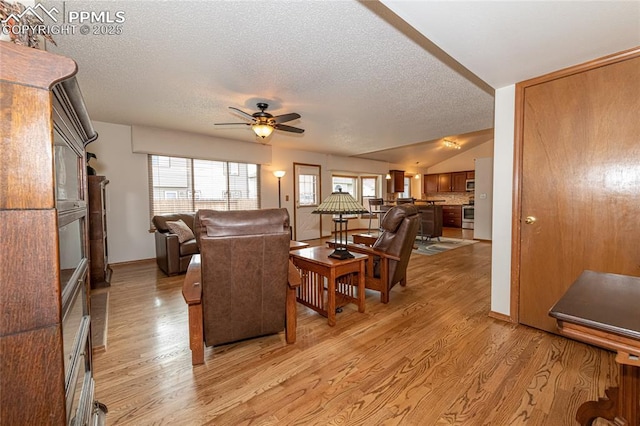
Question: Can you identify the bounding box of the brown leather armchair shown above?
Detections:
[343,205,420,303]
[152,212,197,276]
[182,208,300,365]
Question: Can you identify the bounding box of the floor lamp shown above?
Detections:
[273,170,286,208]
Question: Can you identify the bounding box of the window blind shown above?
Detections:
[148,155,260,224]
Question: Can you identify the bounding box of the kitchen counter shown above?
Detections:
[415,199,446,205]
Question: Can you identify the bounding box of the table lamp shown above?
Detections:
[312,188,368,259]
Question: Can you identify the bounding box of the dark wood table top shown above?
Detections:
[289,245,368,266]
[549,270,640,341]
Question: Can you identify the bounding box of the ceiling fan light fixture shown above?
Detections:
[252,123,274,139]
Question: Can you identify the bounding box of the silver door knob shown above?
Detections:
[525,216,536,224]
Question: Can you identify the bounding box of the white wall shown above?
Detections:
[91,123,391,262]
[270,146,332,237]
[490,85,516,316]
[132,125,272,165]
[473,157,493,240]
[427,141,494,174]
[90,122,155,263]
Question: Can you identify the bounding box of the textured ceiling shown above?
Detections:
[42,0,494,169]
[41,1,639,170]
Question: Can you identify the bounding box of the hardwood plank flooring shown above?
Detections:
[93,229,616,425]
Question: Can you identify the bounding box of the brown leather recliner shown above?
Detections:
[182,208,300,365]
[343,205,420,303]
[152,212,198,275]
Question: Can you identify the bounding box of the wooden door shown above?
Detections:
[517,53,640,333]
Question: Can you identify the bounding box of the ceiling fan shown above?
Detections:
[215,102,304,139]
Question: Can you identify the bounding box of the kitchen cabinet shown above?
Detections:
[386,170,405,193]
[451,172,467,192]
[442,205,462,228]
[437,173,452,192]
[424,174,439,193]
[425,171,474,193]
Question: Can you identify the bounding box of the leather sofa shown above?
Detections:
[152,212,198,275]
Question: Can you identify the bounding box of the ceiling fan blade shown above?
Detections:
[214,122,250,126]
[273,112,301,124]
[275,124,305,134]
[229,107,256,122]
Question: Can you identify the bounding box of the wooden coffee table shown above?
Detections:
[549,270,640,425]
[289,246,366,326]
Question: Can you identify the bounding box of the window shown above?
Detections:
[298,174,318,206]
[360,176,379,216]
[399,176,411,198]
[148,155,260,222]
[332,175,357,196]
[332,175,361,219]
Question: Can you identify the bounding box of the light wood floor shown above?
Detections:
[93,229,616,425]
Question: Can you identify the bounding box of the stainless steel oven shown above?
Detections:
[462,204,474,229]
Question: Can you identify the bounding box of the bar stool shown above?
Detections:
[368,198,385,233]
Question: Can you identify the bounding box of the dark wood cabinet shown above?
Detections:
[89,176,112,289]
[451,172,467,192]
[386,170,405,193]
[442,205,462,228]
[438,173,452,192]
[424,174,439,193]
[0,43,106,424]
[424,171,474,193]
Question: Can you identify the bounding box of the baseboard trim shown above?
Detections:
[111,258,155,267]
[489,310,514,323]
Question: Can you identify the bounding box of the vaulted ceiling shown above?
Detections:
[42,1,639,169]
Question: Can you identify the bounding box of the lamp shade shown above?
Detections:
[312,189,368,259]
[252,123,274,138]
[312,189,368,215]
[273,170,286,178]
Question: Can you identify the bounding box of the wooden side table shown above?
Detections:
[289,240,310,250]
[289,246,366,326]
[549,270,640,426]
[352,233,378,247]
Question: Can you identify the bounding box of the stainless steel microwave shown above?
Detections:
[466,179,475,192]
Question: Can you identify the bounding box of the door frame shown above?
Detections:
[509,47,640,324]
[292,162,322,241]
